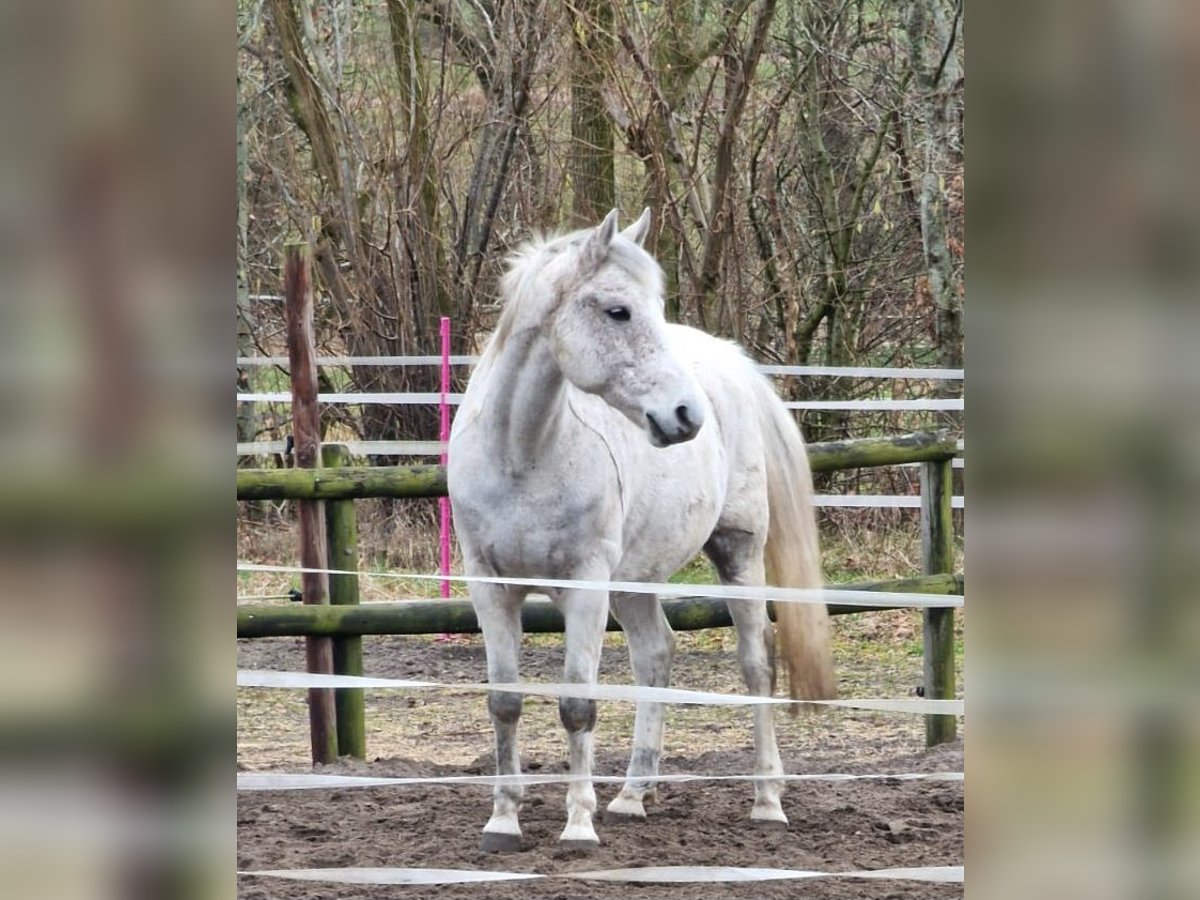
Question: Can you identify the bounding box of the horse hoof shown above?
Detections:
[603,809,646,825]
[605,793,648,821]
[557,838,600,854]
[479,831,523,853]
[751,818,789,832]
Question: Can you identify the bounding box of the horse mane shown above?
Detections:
[482,225,663,363]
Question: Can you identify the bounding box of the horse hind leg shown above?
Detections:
[704,529,789,826]
[605,591,674,821]
[474,587,527,852]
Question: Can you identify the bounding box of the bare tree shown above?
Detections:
[237,68,256,452]
[238,0,964,466]
[446,1,552,310]
[568,0,616,223]
[262,0,456,450]
[905,0,964,424]
[693,0,779,333]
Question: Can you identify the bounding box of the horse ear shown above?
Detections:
[581,209,620,270]
[620,207,652,248]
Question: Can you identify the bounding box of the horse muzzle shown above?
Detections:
[645,401,704,447]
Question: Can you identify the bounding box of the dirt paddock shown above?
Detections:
[237,625,963,898]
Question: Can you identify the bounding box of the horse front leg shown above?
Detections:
[606,591,674,821]
[554,587,610,849]
[473,585,527,852]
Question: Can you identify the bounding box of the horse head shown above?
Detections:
[548,208,705,447]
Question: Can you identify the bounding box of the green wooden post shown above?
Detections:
[920,457,957,745]
[322,443,366,759]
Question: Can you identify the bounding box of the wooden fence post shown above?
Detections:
[920,457,957,746]
[323,442,365,759]
[284,243,337,765]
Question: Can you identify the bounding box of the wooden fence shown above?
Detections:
[237,429,962,762]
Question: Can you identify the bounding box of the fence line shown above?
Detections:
[239,391,458,404]
[237,440,446,456]
[238,668,962,715]
[238,864,964,887]
[231,473,961,507]
[235,431,961,758]
[238,354,964,380]
[238,440,967,456]
[813,495,964,508]
[237,771,963,791]
[237,439,968,471]
[237,391,963,412]
[235,431,961,505]
[235,562,963,609]
[238,355,475,367]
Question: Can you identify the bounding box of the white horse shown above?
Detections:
[448,209,835,852]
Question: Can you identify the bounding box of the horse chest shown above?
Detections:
[452,462,621,578]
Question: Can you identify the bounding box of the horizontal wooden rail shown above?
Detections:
[237,573,962,638]
[806,430,957,472]
[236,430,957,502]
[237,464,446,501]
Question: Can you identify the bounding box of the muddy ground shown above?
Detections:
[237,624,963,898]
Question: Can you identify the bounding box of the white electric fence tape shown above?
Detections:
[565,865,964,884]
[812,495,965,508]
[237,864,963,886]
[236,391,962,412]
[235,562,964,609]
[237,771,963,791]
[237,355,476,367]
[236,439,447,456]
[237,391,462,404]
[238,867,537,885]
[236,669,964,716]
[758,364,964,379]
[237,355,964,380]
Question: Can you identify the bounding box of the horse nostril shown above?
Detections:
[675,404,692,428]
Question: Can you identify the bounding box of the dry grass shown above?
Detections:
[238,498,461,598]
[238,503,961,594]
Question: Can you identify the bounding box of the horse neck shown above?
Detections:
[477,324,572,469]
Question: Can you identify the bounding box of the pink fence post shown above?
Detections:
[439,316,452,600]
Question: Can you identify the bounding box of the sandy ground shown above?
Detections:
[237,626,963,898]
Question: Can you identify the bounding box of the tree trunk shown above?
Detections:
[387,0,451,320]
[693,0,779,329]
[906,0,964,427]
[569,0,615,225]
[236,73,257,455]
[267,0,444,452]
[451,1,543,313]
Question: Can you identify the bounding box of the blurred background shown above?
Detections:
[969,0,1200,897]
[0,0,1197,898]
[0,2,228,899]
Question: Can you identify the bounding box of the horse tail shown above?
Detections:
[751,374,838,704]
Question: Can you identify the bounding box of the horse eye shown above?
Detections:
[606,306,631,322]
